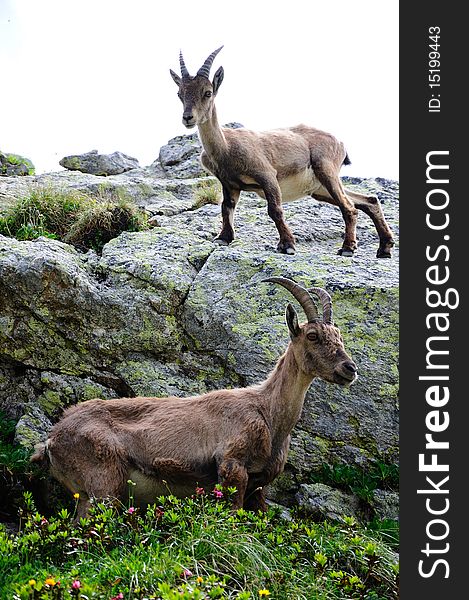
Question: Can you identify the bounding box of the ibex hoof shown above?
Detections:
[338,248,354,257]
[376,248,392,258]
[213,237,231,246]
[277,242,296,255]
[376,240,394,258]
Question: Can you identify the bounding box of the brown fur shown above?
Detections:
[170,55,394,258]
[32,316,356,517]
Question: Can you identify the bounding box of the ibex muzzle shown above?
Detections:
[170,47,224,129]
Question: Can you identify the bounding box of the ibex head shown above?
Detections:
[170,47,224,129]
[265,277,358,386]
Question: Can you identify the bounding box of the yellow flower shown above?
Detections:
[73,493,80,500]
[196,576,204,583]
[28,580,36,587]
[45,577,56,586]
[259,590,270,597]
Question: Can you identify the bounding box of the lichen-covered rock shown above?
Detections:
[14,405,52,447]
[158,123,244,179]
[59,150,140,176]
[0,235,184,392]
[0,151,35,177]
[0,167,399,508]
[372,489,399,521]
[296,483,361,521]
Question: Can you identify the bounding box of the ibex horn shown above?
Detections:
[197,46,224,79]
[179,50,190,78]
[263,277,319,322]
[309,287,333,324]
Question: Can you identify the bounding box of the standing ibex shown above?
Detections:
[170,47,394,258]
[32,277,357,517]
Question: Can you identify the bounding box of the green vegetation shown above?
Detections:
[309,462,399,506]
[192,180,221,209]
[0,187,149,252]
[0,412,38,518]
[1,489,398,600]
[0,152,35,176]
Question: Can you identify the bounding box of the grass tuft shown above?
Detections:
[0,186,149,252]
[192,179,221,209]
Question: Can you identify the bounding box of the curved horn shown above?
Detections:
[309,287,333,324]
[263,277,319,322]
[179,50,190,78]
[197,46,224,78]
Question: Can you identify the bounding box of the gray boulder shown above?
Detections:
[372,489,399,521]
[0,168,399,507]
[158,123,244,178]
[296,483,361,521]
[0,152,35,177]
[60,150,140,176]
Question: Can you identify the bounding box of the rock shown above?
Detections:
[0,164,399,507]
[296,483,361,521]
[59,150,140,176]
[14,405,52,448]
[372,489,399,521]
[158,123,244,178]
[0,167,212,217]
[0,151,35,177]
[158,132,205,179]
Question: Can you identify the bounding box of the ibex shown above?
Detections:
[170,47,394,258]
[31,277,357,517]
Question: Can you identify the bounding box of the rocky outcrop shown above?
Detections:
[158,123,244,178]
[60,150,140,176]
[0,151,35,177]
[296,483,361,521]
[0,132,399,508]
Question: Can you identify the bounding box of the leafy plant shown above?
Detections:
[310,461,399,505]
[1,487,399,599]
[0,412,38,520]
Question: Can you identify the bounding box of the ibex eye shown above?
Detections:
[307,332,319,342]
[204,91,212,98]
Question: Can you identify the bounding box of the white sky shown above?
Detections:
[0,0,398,179]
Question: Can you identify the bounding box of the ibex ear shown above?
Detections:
[170,69,182,87]
[212,66,224,95]
[286,303,300,339]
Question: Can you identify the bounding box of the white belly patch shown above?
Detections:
[279,168,323,202]
[127,469,211,505]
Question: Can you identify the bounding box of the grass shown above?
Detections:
[192,180,221,209]
[0,488,399,600]
[0,186,149,252]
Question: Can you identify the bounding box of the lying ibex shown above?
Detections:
[32,277,357,516]
[170,47,394,258]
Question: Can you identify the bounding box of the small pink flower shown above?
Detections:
[181,568,193,578]
[128,506,136,514]
[213,488,223,499]
[195,487,205,495]
[72,580,81,589]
